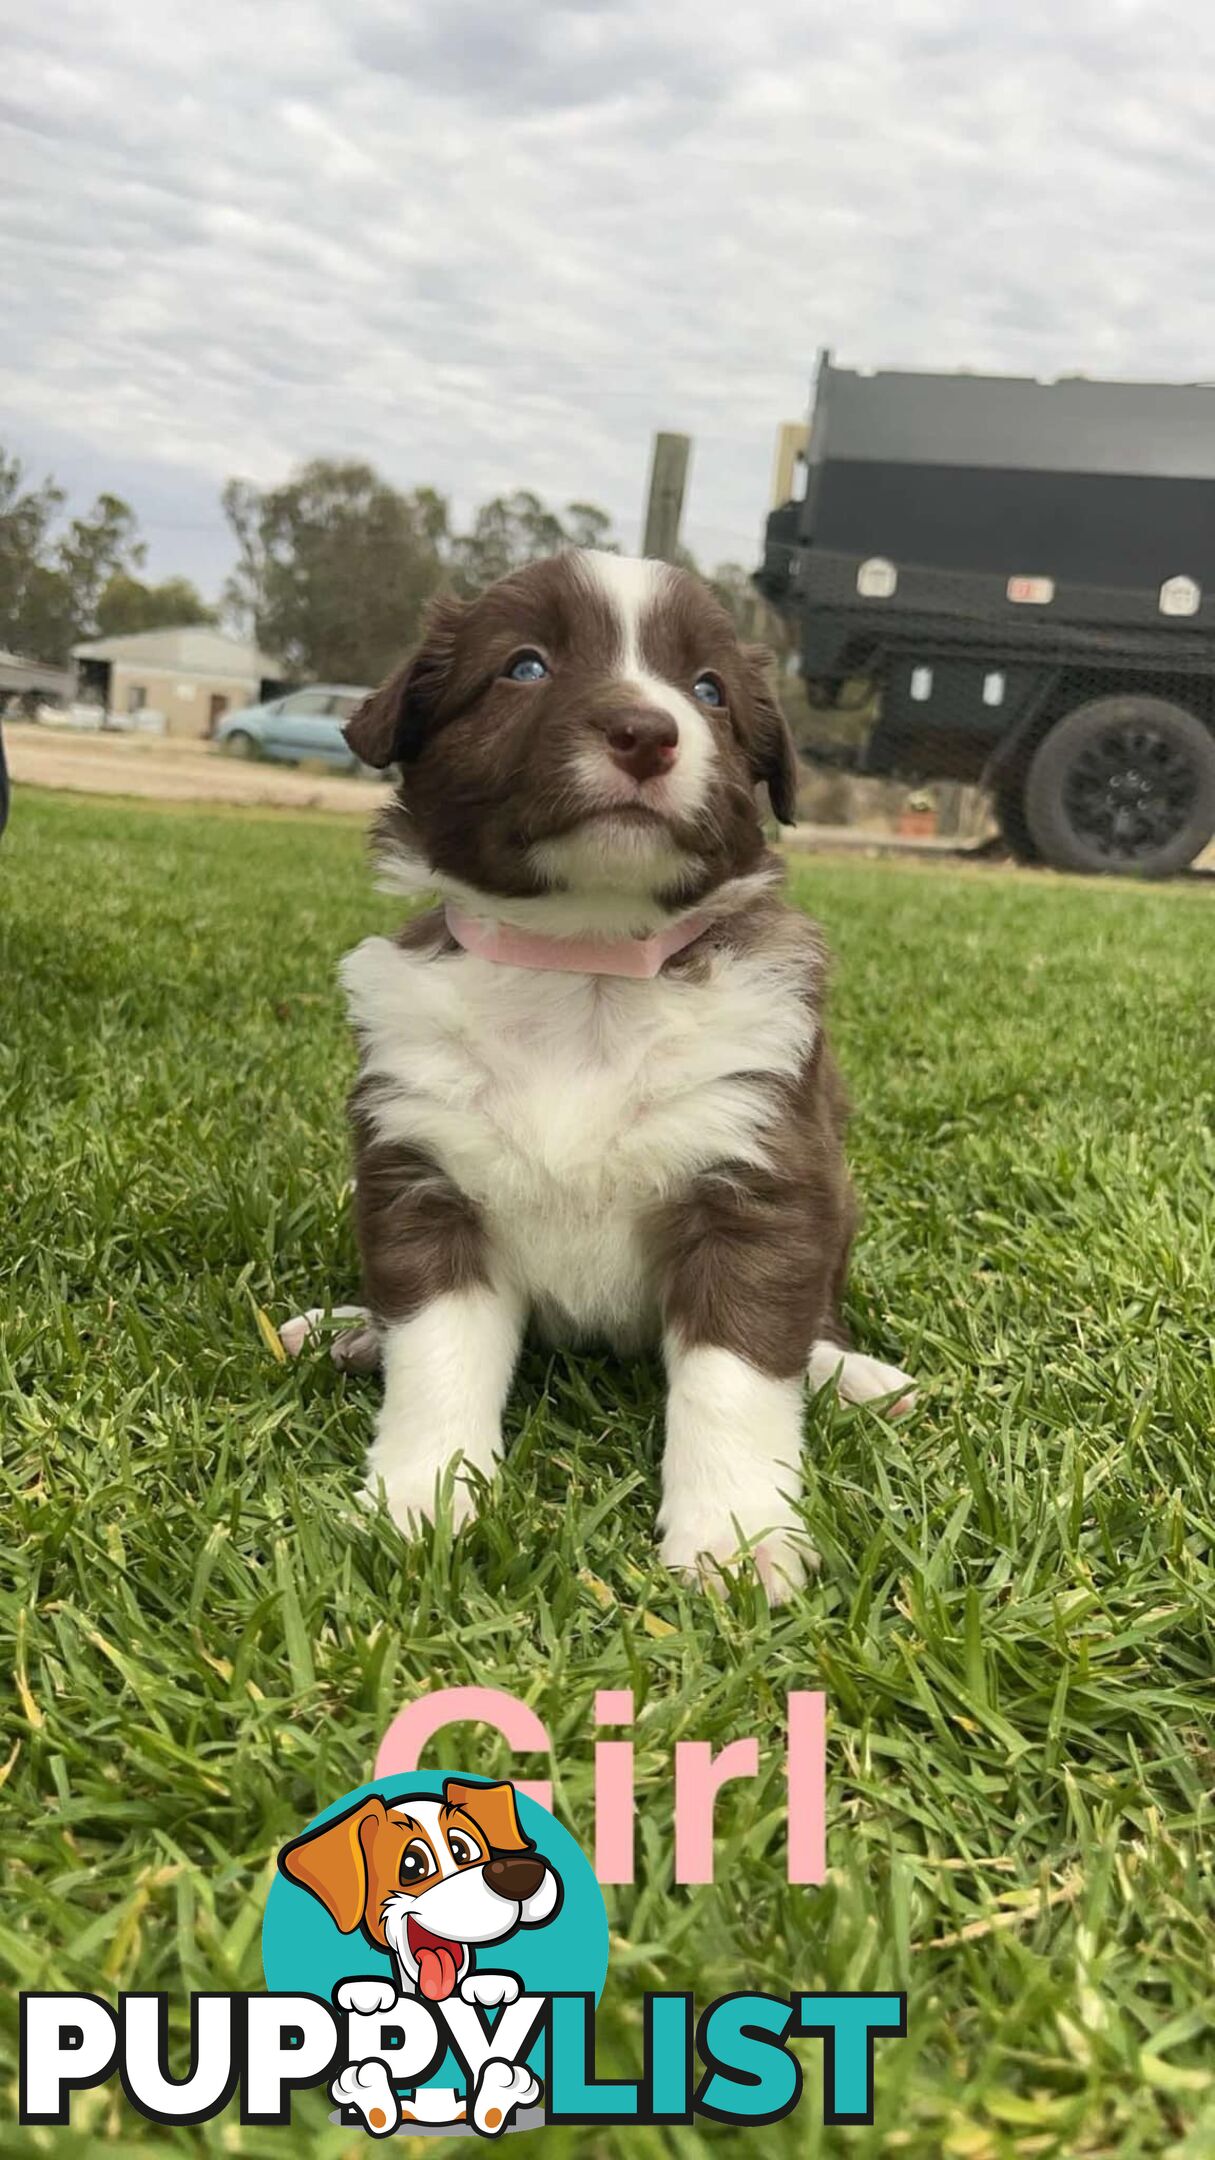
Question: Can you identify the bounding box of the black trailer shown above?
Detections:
[757,354,1215,874]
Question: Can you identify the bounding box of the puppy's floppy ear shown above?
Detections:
[443,1778,532,1854]
[740,644,799,826]
[278,1795,387,1932]
[344,592,468,769]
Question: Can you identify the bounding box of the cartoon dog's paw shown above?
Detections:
[331,2058,400,2136]
[460,1971,520,2008]
[472,2058,540,2136]
[336,1978,399,2017]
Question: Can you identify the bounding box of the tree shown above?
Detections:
[673,545,789,651]
[707,561,766,639]
[564,501,617,553]
[0,452,62,636]
[222,461,450,683]
[0,452,67,660]
[57,494,144,633]
[0,450,146,662]
[96,572,217,637]
[6,564,79,669]
[447,491,620,597]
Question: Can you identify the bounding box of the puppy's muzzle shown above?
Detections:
[604,708,679,784]
[484,1854,546,1901]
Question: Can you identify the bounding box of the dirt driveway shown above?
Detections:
[8,719,1212,871]
[5,723,389,815]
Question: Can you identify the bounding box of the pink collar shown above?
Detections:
[444,902,711,979]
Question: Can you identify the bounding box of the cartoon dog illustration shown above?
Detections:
[279,1779,561,2134]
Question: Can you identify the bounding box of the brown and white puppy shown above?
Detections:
[311,550,913,1599]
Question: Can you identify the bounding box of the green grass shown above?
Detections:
[3,789,1214,2160]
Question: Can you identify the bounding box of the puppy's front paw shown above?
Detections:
[331,1322,382,1373]
[279,1311,317,1358]
[360,1435,490,1536]
[331,2058,400,2136]
[659,1509,815,1606]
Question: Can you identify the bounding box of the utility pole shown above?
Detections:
[641,433,692,562]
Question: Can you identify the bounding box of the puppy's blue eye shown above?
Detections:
[692,674,724,707]
[506,651,549,683]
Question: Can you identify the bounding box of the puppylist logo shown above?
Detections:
[20,1771,906,2136]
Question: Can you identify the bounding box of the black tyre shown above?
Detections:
[220,729,258,759]
[1024,696,1215,876]
[991,770,1040,862]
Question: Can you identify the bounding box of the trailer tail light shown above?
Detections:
[1006,575,1056,605]
[857,557,898,599]
[1159,576,1201,617]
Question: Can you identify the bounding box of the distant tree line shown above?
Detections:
[1,443,767,687]
[221,461,767,683]
[0,449,216,664]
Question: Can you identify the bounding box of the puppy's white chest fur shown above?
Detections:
[342,933,814,1344]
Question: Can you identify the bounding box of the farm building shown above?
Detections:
[72,626,289,739]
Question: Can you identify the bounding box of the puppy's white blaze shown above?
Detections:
[580,550,716,820]
[580,550,671,643]
[659,1341,810,1601]
[366,1286,524,1531]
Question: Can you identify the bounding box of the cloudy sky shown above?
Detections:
[1,0,1209,597]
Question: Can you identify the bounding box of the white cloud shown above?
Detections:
[0,0,1210,591]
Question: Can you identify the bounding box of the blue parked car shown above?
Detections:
[214,684,372,770]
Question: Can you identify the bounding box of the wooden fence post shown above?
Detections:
[642,433,692,563]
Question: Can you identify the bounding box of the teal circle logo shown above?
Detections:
[262,1773,608,2120]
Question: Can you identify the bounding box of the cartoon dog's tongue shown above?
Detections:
[407,1918,461,2002]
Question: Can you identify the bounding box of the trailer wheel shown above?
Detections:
[1024,696,1215,876]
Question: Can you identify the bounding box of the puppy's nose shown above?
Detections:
[606,710,679,783]
[484,1854,546,1902]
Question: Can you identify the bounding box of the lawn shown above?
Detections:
[2,789,1213,2160]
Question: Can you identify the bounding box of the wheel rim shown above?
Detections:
[1063,722,1196,859]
